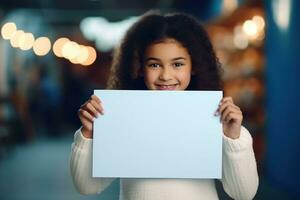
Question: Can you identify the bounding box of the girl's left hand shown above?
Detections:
[215,97,243,139]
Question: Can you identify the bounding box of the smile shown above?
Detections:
[155,84,179,90]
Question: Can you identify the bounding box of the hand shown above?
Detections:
[78,95,104,138]
[215,97,243,139]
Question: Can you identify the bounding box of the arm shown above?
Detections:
[221,126,259,200]
[70,128,116,195]
[215,97,259,199]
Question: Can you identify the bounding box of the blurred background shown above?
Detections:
[0,0,299,199]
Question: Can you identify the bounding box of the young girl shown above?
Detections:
[70,11,258,200]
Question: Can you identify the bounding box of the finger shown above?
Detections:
[220,102,241,116]
[218,101,240,115]
[78,109,94,122]
[220,96,233,104]
[91,95,101,104]
[224,112,243,123]
[222,106,241,120]
[221,106,242,122]
[90,99,104,115]
[218,97,235,112]
[85,102,99,118]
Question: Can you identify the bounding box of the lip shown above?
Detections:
[155,84,179,90]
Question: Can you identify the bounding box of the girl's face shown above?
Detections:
[142,38,192,90]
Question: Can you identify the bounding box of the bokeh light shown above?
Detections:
[233,25,249,49]
[62,41,80,60]
[69,45,89,64]
[252,16,265,30]
[33,37,51,56]
[82,46,97,66]
[1,22,17,40]
[19,33,35,50]
[53,37,70,57]
[222,0,238,14]
[243,20,258,37]
[233,34,248,49]
[10,30,24,48]
[76,45,89,64]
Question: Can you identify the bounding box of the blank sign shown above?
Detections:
[93,90,223,179]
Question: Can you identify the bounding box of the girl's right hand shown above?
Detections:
[78,95,104,138]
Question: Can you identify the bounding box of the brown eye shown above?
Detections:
[148,63,160,68]
[173,63,184,67]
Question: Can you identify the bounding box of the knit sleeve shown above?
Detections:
[69,128,116,195]
[221,126,259,200]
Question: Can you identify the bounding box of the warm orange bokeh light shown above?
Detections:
[72,45,89,64]
[82,46,97,66]
[19,33,35,50]
[33,37,51,56]
[1,22,17,40]
[62,41,80,60]
[10,30,24,48]
[252,16,265,30]
[243,20,258,37]
[53,37,70,57]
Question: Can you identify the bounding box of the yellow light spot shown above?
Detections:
[53,37,70,57]
[233,33,248,49]
[33,37,51,56]
[252,16,265,30]
[62,41,80,60]
[1,22,17,40]
[257,30,265,41]
[77,46,89,64]
[10,30,24,48]
[69,45,89,64]
[82,46,97,66]
[222,0,238,14]
[19,33,35,50]
[243,20,258,37]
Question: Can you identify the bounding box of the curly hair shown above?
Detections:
[107,10,223,90]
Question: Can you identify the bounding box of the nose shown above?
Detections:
[159,68,173,81]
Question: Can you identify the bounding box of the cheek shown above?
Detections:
[144,70,159,84]
[178,70,191,84]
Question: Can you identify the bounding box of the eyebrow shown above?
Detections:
[145,57,186,62]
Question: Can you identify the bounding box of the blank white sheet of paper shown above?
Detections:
[93,90,223,179]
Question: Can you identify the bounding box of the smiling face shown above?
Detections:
[142,38,193,90]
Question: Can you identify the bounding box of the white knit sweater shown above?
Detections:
[70,126,258,200]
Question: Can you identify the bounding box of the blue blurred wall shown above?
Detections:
[265,0,300,197]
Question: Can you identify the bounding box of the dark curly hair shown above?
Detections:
[107,10,223,90]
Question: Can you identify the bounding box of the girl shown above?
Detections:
[70,11,259,200]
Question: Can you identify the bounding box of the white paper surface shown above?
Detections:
[93,90,223,179]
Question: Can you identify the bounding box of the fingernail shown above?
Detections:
[214,110,219,116]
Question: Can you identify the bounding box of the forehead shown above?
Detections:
[144,39,190,59]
